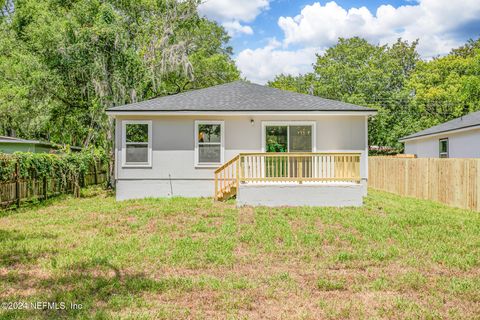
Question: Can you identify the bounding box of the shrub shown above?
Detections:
[0,149,108,184]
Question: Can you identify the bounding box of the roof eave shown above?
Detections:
[0,140,44,145]
[106,110,378,117]
[399,124,480,142]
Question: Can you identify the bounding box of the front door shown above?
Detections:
[264,123,314,178]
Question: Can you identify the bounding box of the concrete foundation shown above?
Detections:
[116,179,213,200]
[236,182,363,207]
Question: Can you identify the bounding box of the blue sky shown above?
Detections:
[228,0,412,52]
[198,0,480,83]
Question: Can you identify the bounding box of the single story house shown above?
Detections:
[106,81,377,206]
[0,136,81,154]
[399,110,480,158]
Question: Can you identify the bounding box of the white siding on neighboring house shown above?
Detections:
[114,115,369,200]
[404,128,480,158]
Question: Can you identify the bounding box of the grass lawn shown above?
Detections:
[0,188,479,319]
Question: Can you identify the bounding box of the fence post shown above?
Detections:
[404,159,408,196]
[43,176,48,200]
[71,174,75,195]
[15,162,20,208]
[93,162,98,185]
[477,159,480,211]
[75,174,80,197]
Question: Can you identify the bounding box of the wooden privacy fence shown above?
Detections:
[0,162,107,209]
[369,157,480,211]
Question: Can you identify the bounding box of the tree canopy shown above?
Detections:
[0,0,240,148]
[1,1,479,155]
[269,37,480,151]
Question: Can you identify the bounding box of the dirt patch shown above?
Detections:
[0,266,52,299]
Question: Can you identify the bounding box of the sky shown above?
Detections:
[198,0,480,84]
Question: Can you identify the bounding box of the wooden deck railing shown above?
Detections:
[214,152,361,200]
[214,154,240,200]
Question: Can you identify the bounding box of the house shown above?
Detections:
[0,136,81,154]
[399,110,480,158]
[106,81,377,206]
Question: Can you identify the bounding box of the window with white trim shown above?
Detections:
[122,120,152,167]
[439,138,449,158]
[195,121,224,166]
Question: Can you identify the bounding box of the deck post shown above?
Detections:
[236,156,240,188]
[214,172,218,201]
[298,159,303,184]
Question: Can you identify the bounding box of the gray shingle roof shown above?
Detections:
[0,136,47,145]
[0,136,82,150]
[400,110,480,141]
[106,80,375,112]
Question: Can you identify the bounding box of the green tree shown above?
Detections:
[451,38,480,58]
[268,73,315,94]
[269,37,421,149]
[0,0,239,148]
[407,48,480,128]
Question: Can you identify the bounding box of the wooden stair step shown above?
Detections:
[216,185,237,201]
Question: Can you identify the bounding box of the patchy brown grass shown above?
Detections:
[0,187,479,319]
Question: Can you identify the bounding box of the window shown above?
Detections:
[122,120,152,167]
[439,138,449,158]
[195,121,224,166]
[263,122,315,152]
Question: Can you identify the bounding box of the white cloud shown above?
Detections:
[277,0,480,57]
[222,21,254,36]
[235,0,480,83]
[198,0,269,37]
[235,39,318,84]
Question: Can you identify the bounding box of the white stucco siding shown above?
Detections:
[114,114,368,199]
[449,129,480,157]
[404,137,439,157]
[404,128,480,158]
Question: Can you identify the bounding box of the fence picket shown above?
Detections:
[369,157,480,211]
[1,162,107,209]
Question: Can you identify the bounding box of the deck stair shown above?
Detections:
[214,155,239,201]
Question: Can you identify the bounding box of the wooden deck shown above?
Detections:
[214,152,361,201]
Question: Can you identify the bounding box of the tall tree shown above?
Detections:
[407,47,480,127]
[451,38,480,58]
[0,0,239,147]
[269,37,420,149]
[268,73,315,95]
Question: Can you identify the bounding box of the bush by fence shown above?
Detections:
[369,157,480,211]
[0,150,108,209]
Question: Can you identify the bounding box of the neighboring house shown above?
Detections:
[0,136,82,154]
[106,81,377,207]
[399,110,480,158]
